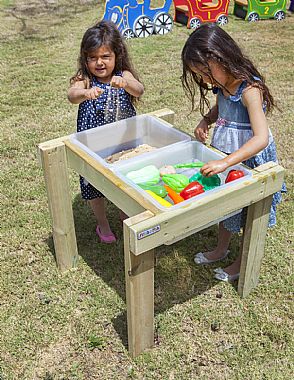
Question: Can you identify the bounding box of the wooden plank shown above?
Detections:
[38,141,78,271]
[128,164,285,255]
[147,108,175,125]
[238,195,273,297]
[64,140,160,216]
[124,214,155,357]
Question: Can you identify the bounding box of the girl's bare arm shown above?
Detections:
[194,102,218,142]
[67,80,103,104]
[111,70,144,97]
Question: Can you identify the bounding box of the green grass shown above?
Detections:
[0,1,293,379]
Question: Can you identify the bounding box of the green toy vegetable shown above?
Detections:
[126,165,160,186]
[161,173,189,192]
[189,172,221,190]
[180,181,205,200]
[174,161,205,169]
[138,184,167,198]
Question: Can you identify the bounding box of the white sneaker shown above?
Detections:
[194,250,230,265]
[214,268,239,282]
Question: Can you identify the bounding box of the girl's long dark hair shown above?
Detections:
[70,20,140,104]
[181,23,275,116]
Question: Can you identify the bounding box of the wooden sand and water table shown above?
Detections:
[38,109,285,357]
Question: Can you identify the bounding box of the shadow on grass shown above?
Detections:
[46,194,240,349]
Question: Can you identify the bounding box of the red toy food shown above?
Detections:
[225,170,244,183]
[180,181,204,200]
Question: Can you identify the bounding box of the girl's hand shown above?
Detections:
[200,159,229,177]
[84,86,103,100]
[194,119,209,143]
[110,75,127,89]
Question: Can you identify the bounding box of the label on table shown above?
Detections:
[137,225,161,240]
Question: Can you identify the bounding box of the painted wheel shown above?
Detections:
[122,28,136,39]
[248,12,259,22]
[217,15,228,26]
[189,17,201,29]
[274,10,286,21]
[134,15,154,38]
[154,12,173,35]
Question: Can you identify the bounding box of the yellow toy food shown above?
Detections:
[145,190,172,208]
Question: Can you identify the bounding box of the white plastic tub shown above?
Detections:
[114,141,252,211]
[70,114,191,167]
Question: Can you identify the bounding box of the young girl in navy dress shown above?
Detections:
[181,23,286,282]
[68,20,144,243]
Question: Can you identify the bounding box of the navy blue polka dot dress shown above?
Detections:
[77,72,136,200]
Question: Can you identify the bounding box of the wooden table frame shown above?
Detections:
[38,109,285,357]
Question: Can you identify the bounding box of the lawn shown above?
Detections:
[0,1,293,379]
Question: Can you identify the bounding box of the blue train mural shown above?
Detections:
[102,0,173,38]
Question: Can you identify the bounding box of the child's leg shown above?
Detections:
[88,197,113,236]
[200,222,232,260]
[119,209,128,222]
[221,253,241,276]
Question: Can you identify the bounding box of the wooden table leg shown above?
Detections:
[238,195,273,297]
[38,140,78,271]
[124,222,155,357]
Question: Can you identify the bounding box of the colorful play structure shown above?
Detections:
[173,0,230,28]
[233,0,287,22]
[102,0,288,38]
[102,0,174,38]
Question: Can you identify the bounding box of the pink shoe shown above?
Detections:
[96,226,116,244]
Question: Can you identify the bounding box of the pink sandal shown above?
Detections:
[96,226,116,244]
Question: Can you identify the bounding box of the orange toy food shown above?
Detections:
[164,185,184,204]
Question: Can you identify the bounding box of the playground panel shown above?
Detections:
[38,109,285,357]
[102,0,174,38]
[233,0,287,21]
[102,0,287,36]
[173,0,230,28]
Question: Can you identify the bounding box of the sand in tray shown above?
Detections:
[106,144,157,164]
[103,86,157,163]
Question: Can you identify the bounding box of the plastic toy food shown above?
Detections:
[126,165,160,186]
[159,165,176,176]
[161,174,189,192]
[189,172,221,190]
[174,161,204,168]
[145,190,172,208]
[225,170,244,183]
[180,181,204,200]
[164,185,184,204]
[138,184,167,198]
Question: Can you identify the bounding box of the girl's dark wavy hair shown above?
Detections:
[181,23,275,117]
[70,20,140,105]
